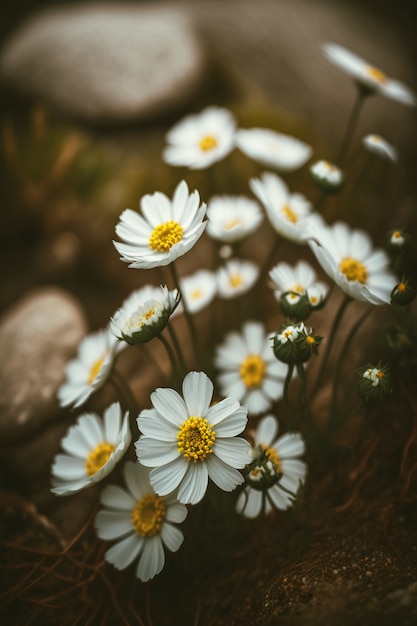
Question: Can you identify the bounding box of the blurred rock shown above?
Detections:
[0,287,87,442]
[0,3,206,124]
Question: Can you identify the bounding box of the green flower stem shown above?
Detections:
[167,321,188,376]
[329,305,373,423]
[142,343,168,382]
[156,334,180,384]
[296,363,307,414]
[310,294,352,399]
[336,87,368,167]
[283,363,295,431]
[109,367,138,414]
[169,260,200,367]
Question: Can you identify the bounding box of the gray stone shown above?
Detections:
[0,287,87,442]
[0,3,206,124]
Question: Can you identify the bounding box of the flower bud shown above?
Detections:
[272,321,323,364]
[391,278,416,305]
[386,228,409,252]
[358,363,391,402]
[310,159,344,193]
[245,446,283,491]
[280,292,311,320]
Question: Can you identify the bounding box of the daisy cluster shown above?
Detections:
[52,41,416,583]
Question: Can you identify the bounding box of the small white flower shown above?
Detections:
[136,371,251,505]
[216,258,260,299]
[58,328,122,409]
[363,367,384,387]
[113,180,206,269]
[236,415,307,518]
[276,324,302,344]
[269,259,329,308]
[310,159,344,191]
[110,285,180,344]
[206,195,263,243]
[235,127,312,171]
[51,403,131,496]
[250,172,321,243]
[389,230,405,247]
[307,221,397,305]
[95,461,187,582]
[322,42,416,106]
[214,321,288,415]
[174,269,217,315]
[362,134,398,162]
[162,106,236,169]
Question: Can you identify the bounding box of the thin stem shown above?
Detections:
[156,334,179,383]
[250,234,282,316]
[310,295,352,399]
[296,362,307,416]
[167,321,188,375]
[336,88,367,167]
[169,261,200,367]
[329,305,373,421]
[109,368,138,413]
[283,363,295,431]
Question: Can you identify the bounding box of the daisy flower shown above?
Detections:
[310,159,344,192]
[236,414,307,518]
[362,134,398,162]
[307,221,397,305]
[206,195,263,243]
[269,259,329,308]
[214,321,288,415]
[249,172,321,243]
[95,461,187,582]
[58,328,122,409]
[51,403,131,496]
[162,106,236,169]
[173,269,217,315]
[135,371,251,505]
[235,127,312,171]
[110,285,180,344]
[322,42,416,106]
[113,180,206,269]
[216,258,259,299]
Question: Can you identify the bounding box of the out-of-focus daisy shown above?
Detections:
[214,321,288,415]
[136,371,251,505]
[206,195,263,244]
[113,180,206,269]
[235,127,312,171]
[236,415,307,518]
[310,159,344,192]
[162,106,236,169]
[362,134,398,162]
[95,461,187,582]
[110,285,180,345]
[58,328,122,409]
[358,362,391,402]
[250,172,321,243]
[307,221,397,305]
[173,269,217,315]
[216,258,259,299]
[269,259,329,309]
[51,403,131,496]
[322,42,416,106]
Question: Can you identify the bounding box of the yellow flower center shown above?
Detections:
[85,442,115,476]
[199,134,218,152]
[224,218,242,230]
[88,356,105,385]
[131,493,166,537]
[377,370,385,379]
[177,416,216,462]
[229,273,243,288]
[259,444,281,473]
[366,66,388,84]
[398,282,407,293]
[393,230,402,240]
[149,221,183,253]
[190,289,203,300]
[339,257,368,284]
[290,283,305,295]
[281,205,298,224]
[306,335,316,345]
[239,355,266,388]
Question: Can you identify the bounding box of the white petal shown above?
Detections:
[205,455,245,491]
[165,502,188,524]
[136,536,165,581]
[214,438,251,468]
[149,457,188,496]
[275,433,305,458]
[161,522,184,552]
[95,510,133,540]
[135,437,179,466]
[182,371,213,416]
[100,484,136,510]
[236,488,263,518]
[255,415,278,446]
[177,462,209,504]
[151,388,188,426]
[104,533,142,570]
